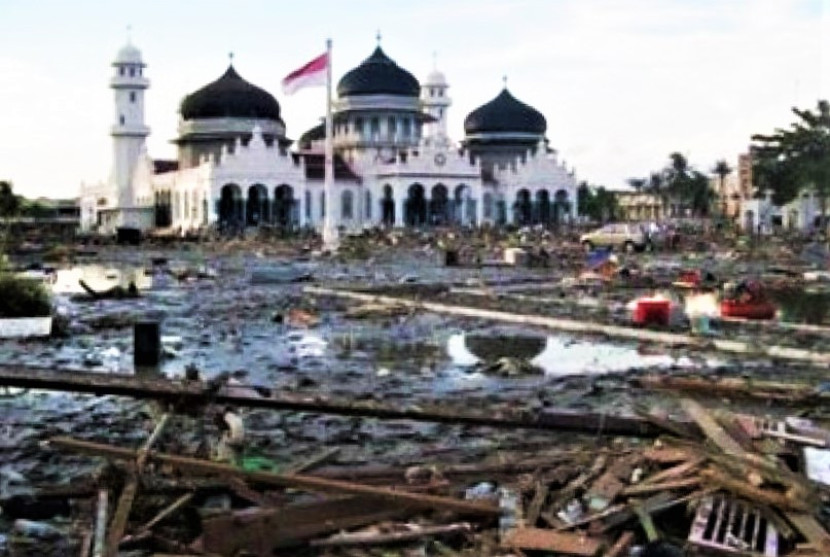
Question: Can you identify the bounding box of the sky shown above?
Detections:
[0,0,827,199]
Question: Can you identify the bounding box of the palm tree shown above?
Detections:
[627,178,646,192]
[712,159,733,216]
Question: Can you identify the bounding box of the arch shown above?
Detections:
[341,190,354,220]
[788,209,799,230]
[304,190,312,221]
[429,184,449,226]
[273,184,295,228]
[513,189,532,226]
[453,184,470,225]
[483,192,494,220]
[495,194,507,225]
[405,183,427,226]
[553,188,570,225]
[365,190,372,220]
[218,183,243,228]
[381,184,395,226]
[245,184,268,226]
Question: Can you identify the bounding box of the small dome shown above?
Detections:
[464,88,547,136]
[114,42,143,65]
[298,121,325,149]
[180,65,281,121]
[423,70,447,87]
[337,46,420,98]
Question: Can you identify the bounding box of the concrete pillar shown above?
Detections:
[134,321,161,368]
[395,193,406,227]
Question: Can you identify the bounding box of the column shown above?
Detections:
[395,192,405,227]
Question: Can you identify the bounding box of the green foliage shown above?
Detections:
[578,182,618,222]
[0,273,52,318]
[0,181,21,219]
[752,99,830,218]
[630,154,716,216]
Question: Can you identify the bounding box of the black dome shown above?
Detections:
[337,47,420,98]
[464,89,547,136]
[180,66,281,121]
[298,121,325,149]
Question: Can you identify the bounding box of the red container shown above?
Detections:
[720,300,776,320]
[633,299,671,326]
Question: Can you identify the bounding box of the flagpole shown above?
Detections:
[322,38,338,251]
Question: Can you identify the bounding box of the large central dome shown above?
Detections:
[337,47,420,98]
[464,88,547,136]
[180,66,282,121]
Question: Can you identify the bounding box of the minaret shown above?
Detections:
[110,39,150,211]
[420,56,451,141]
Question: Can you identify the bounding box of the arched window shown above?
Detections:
[320,191,326,218]
[483,192,494,219]
[387,117,396,138]
[341,190,354,219]
[129,91,136,103]
[365,190,372,219]
[305,190,312,220]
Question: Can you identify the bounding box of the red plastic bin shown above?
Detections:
[633,298,671,326]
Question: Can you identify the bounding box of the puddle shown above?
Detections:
[52,265,153,294]
[448,332,702,375]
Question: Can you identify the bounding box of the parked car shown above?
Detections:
[580,223,649,252]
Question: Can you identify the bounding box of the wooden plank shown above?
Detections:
[202,496,412,553]
[680,399,747,457]
[0,365,668,438]
[603,531,634,557]
[310,522,472,547]
[785,513,830,555]
[620,477,700,496]
[92,490,108,557]
[105,475,138,557]
[50,436,500,516]
[641,457,705,485]
[502,528,603,556]
[701,467,811,512]
[525,480,549,526]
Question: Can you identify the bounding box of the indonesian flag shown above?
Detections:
[282,52,328,95]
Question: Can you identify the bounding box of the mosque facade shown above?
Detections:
[80,41,578,234]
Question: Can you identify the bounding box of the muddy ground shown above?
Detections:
[1,234,829,554]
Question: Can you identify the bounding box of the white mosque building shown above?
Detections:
[80,40,578,234]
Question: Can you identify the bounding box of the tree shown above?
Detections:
[712,159,733,214]
[0,181,20,220]
[0,181,21,259]
[577,182,618,223]
[627,178,646,192]
[752,99,830,228]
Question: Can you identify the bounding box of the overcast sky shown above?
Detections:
[0,0,827,198]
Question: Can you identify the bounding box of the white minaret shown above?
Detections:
[421,59,451,141]
[110,40,150,212]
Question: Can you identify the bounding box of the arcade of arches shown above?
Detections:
[218,183,298,228]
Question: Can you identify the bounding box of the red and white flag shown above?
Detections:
[282,52,328,95]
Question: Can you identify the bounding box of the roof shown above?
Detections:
[464,88,547,136]
[295,153,361,182]
[153,160,179,174]
[180,65,282,121]
[337,46,420,98]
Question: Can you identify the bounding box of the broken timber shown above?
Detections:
[0,365,676,438]
[304,285,830,365]
[49,436,499,516]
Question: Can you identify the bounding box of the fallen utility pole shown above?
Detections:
[0,365,676,438]
[636,374,820,404]
[49,436,500,517]
[304,286,830,365]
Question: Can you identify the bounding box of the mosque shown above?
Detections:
[80,40,578,234]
